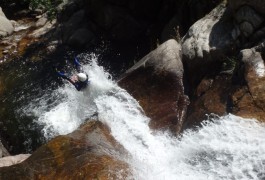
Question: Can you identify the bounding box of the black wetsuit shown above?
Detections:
[57,58,89,91]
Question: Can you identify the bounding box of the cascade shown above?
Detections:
[24,54,265,180]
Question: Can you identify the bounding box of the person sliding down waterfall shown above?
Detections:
[57,57,90,91]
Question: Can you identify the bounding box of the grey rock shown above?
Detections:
[182,2,233,61]
[35,14,48,27]
[234,6,264,37]
[0,7,14,37]
[0,154,30,167]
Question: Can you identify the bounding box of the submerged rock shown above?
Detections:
[119,39,189,134]
[0,121,130,179]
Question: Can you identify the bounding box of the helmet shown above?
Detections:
[77,73,87,82]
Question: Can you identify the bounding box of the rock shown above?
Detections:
[89,4,143,41]
[229,0,265,16]
[232,43,265,122]
[161,0,223,42]
[183,75,233,129]
[0,154,30,167]
[35,14,48,27]
[0,7,14,37]
[67,28,95,48]
[182,2,235,89]
[62,10,86,43]
[234,5,264,38]
[0,141,9,158]
[29,19,56,38]
[0,121,130,179]
[119,39,189,134]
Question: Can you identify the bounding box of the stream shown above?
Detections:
[17,53,265,180]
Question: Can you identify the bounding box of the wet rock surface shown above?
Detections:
[0,121,130,179]
[1,0,265,178]
[119,39,189,134]
[230,43,265,122]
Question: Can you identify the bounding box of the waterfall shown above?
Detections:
[24,54,265,180]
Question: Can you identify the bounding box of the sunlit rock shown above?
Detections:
[119,39,189,134]
[231,44,265,122]
[0,121,130,179]
[182,2,235,89]
[184,75,233,129]
[0,154,30,167]
[0,7,14,37]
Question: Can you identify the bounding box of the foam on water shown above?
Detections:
[24,54,265,179]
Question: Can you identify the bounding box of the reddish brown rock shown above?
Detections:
[230,45,265,122]
[231,86,265,122]
[119,39,189,134]
[0,121,130,179]
[184,75,232,129]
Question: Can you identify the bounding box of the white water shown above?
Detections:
[24,54,265,179]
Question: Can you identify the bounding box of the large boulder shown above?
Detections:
[119,39,189,134]
[229,0,265,16]
[0,7,14,37]
[0,121,130,179]
[231,43,265,122]
[161,0,223,42]
[182,2,235,89]
[183,74,233,129]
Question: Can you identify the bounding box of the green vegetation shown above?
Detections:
[221,57,238,73]
[25,0,62,19]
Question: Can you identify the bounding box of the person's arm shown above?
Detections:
[74,57,83,72]
[57,71,80,89]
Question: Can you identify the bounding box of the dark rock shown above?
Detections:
[62,10,86,43]
[0,141,9,158]
[119,39,189,134]
[67,28,95,48]
[229,0,265,16]
[234,5,264,38]
[0,121,130,179]
[87,4,143,41]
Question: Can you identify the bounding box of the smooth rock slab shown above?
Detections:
[119,39,189,134]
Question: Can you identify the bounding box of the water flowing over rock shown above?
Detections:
[0,121,130,179]
[0,7,14,37]
[119,39,189,134]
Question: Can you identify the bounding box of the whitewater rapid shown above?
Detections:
[24,54,265,180]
